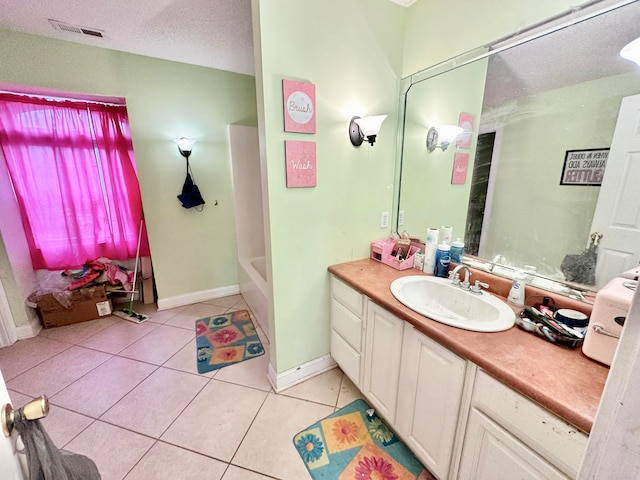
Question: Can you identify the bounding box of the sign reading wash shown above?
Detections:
[285,140,316,188]
[283,79,316,134]
[560,148,609,186]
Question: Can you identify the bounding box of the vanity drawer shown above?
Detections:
[331,329,361,387]
[471,370,587,478]
[331,299,363,352]
[331,276,364,317]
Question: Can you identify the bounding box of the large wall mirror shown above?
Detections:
[396,0,640,302]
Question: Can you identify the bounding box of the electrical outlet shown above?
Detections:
[380,211,389,228]
[398,210,405,226]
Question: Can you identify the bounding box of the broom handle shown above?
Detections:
[129,220,144,311]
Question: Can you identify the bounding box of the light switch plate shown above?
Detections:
[380,211,389,228]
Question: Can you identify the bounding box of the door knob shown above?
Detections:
[1,395,49,437]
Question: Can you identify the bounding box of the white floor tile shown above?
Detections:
[51,356,157,417]
[161,379,268,462]
[39,316,120,344]
[117,325,194,365]
[233,393,333,480]
[6,346,111,398]
[124,441,227,480]
[65,421,154,480]
[279,368,342,406]
[202,294,244,309]
[213,352,272,392]
[101,367,207,438]
[139,305,187,325]
[163,340,217,378]
[40,406,94,448]
[336,372,364,408]
[79,320,159,354]
[222,465,277,480]
[0,336,73,381]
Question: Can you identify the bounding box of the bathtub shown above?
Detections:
[238,256,269,340]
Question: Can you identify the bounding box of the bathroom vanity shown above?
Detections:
[328,259,609,480]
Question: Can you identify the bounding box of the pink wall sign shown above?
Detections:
[283,79,316,134]
[452,153,469,185]
[456,112,475,149]
[285,140,316,188]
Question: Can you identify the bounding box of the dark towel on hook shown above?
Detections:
[177,173,205,209]
[561,239,597,286]
[14,415,101,480]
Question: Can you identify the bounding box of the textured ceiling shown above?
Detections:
[0,0,255,75]
[483,0,640,108]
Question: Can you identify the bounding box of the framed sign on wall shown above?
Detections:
[560,148,609,186]
[285,140,316,188]
[283,79,316,134]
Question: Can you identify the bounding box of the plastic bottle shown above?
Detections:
[434,244,451,278]
[508,271,526,307]
[450,239,465,263]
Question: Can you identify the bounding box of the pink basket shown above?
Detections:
[371,240,422,271]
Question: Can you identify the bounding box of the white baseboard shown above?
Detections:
[16,313,42,340]
[268,354,337,393]
[157,284,240,311]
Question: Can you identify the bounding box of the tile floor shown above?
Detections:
[0,295,363,480]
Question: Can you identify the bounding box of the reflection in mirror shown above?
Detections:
[396,0,640,302]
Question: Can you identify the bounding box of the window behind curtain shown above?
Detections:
[0,93,150,270]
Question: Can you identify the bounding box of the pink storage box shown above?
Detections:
[582,276,634,365]
[370,240,422,271]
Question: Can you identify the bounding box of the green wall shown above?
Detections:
[253,0,406,373]
[480,71,640,275]
[0,29,257,310]
[398,58,488,240]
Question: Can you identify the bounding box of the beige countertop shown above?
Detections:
[328,258,609,434]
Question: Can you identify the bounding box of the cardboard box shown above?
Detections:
[37,285,112,328]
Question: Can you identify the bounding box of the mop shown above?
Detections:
[113,220,149,323]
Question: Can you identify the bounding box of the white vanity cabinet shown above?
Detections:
[458,370,588,480]
[362,301,405,423]
[328,274,588,480]
[330,276,366,388]
[395,326,468,480]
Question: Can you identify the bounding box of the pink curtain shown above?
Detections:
[0,93,149,270]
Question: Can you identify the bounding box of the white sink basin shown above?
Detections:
[390,276,516,332]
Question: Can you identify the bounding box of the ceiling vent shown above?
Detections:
[48,19,105,38]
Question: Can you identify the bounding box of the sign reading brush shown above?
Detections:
[195,310,265,373]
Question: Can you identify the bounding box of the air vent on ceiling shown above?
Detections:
[48,19,104,38]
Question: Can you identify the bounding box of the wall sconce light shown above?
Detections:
[349,115,387,146]
[174,137,196,159]
[173,137,205,210]
[426,125,464,152]
[620,37,640,68]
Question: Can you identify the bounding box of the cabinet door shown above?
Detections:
[458,408,569,480]
[396,326,467,480]
[362,302,405,423]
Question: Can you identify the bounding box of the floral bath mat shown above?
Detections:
[293,398,435,480]
[195,310,265,374]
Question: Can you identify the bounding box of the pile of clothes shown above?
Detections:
[63,258,134,292]
[27,258,135,309]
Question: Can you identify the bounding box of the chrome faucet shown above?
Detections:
[450,264,472,290]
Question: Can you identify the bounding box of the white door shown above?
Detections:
[0,370,26,479]
[591,94,640,288]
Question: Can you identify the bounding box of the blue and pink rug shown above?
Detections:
[294,399,435,480]
[195,310,265,374]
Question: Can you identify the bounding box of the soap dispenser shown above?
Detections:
[508,270,526,307]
